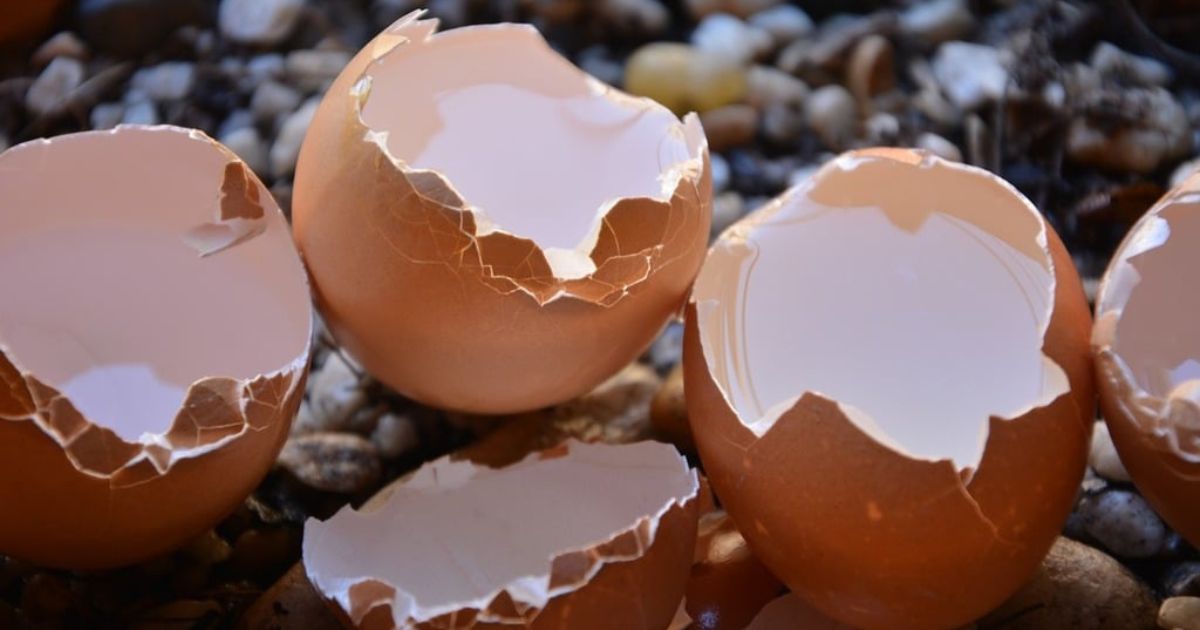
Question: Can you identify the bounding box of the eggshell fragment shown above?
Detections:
[684,148,1094,630]
[293,12,711,414]
[0,125,312,569]
[746,593,855,630]
[302,440,700,629]
[1093,170,1200,547]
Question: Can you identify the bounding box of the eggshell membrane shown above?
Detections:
[1093,170,1200,546]
[685,510,783,630]
[683,148,1093,630]
[0,126,312,569]
[292,12,711,414]
[302,440,699,629]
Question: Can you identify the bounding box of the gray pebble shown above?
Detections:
[251,80,302,125]
[285,49,352,92]
[1091,42,1172,87]
[710,152,731,192]
[131,62,196,101]
[746,5,812,45]
[805,84,857,150]
[90,102,125,130]
[295,351,367,434]
[218,109,256,138]
[370,412,420,459]
[915,132,962,162]
[1090,422,1132,482]
[25,57,85,117]
[121,100,159,125]
[599,0,670,36]
[271,97,320,178]
[1163,561,1200,597]
[691,13,773,65]
[899,0,974,46]
[278,433,381,494]
[246,53,286,81]
[1079,489,1168,558]
[646,321,685,372]
[761,102,804,145]
[932,41,1009,110]
[745,65,808,109]
[219,0,306,46]
[31,32,89,68]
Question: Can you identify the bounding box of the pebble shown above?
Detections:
[978,537,1158,630]
[650,364,693,453]
[556,363,661,438]
[0,133,8,153]
[285,49,352,92]
[1068,88,1192,173]
[296,351,367,434]
[1090,422,1132,481]
[121,100,159,125]
[271,97,320,178]
[246,53,287,82]
[90,102,125,130]
[25,57,85,117]
[847,34,895,105]
[131,62,196,101]
[645,321,685,372]
[219,0,305,46]
[899,0,974,46]
[710,152,731,192]
[915,132,962,162]
[220,127,270,177]
[370,411,420,458]
[1159,597,1200,630]
[625,43,747,115]
[218,109,256,138]
[761,102,804,145]
[699,104,758,151]
[277,433,382,494]
[711,191,745,235]
[31,32,88,67]
[1164,562,1200,596]
[745,65,808,109]
[805,85,857,150]
[1092,42,1172,87]
[599,0,670,36]
[684,0,783,19]
[427,0,468,26]
[251,80,302,125]
[746,5,813,45]
[932,41,1009,110]
[865,112,901,144]
[691,14,773,65]
[77,0,209,57]
[1079,489,1168,558]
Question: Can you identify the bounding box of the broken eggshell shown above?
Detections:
[302,440,700,629]
[685,509,783,630]
[0,125,312,569]
[1093,170,1200,547]
[683,148,1094,630]
[292,12,711,414]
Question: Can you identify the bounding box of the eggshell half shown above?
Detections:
[302,440,699,629]
[1093,170,1200,547]
[292,12,711,414]
[0,125,312,569]
[684,148,1093,629]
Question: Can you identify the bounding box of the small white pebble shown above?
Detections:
[89,102,125,130]
[370,412,420,459]
[270,97,319,177]
[31,32,88,67]
[131,62,196,101]
[285,49,352,91]
[219,0,306,46]
[25,57,85,117]
[805,84,857,150]
[900,0,973,45]
[691,13,773,65]
[746,5,812,44]
[916,132,962,162]
[1091,41,1172,87]
[710,152,731,192]
[220,127,269,177]
[121,100,159,126]
[932,41,1009,110]
[251,80,302,125]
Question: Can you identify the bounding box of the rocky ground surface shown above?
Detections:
[2,0,1200,628]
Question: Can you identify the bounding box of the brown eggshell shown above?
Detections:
[745,593,856,630]
[685,510,783,630]
[0,1,63,45]
[683,148,1093,630]
[292,12,711,414]
[1093,170,1200,547]
[302,440,699,629]
[0,126,312,569]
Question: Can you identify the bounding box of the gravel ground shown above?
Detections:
[2,0,1200,628]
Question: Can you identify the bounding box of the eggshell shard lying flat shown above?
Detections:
[293,12,712,414]
[302,440,700,629]
[685,510,783,630]
[1093,171,1200,547]
[0,125,312,569]
[684,148,1094,630]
